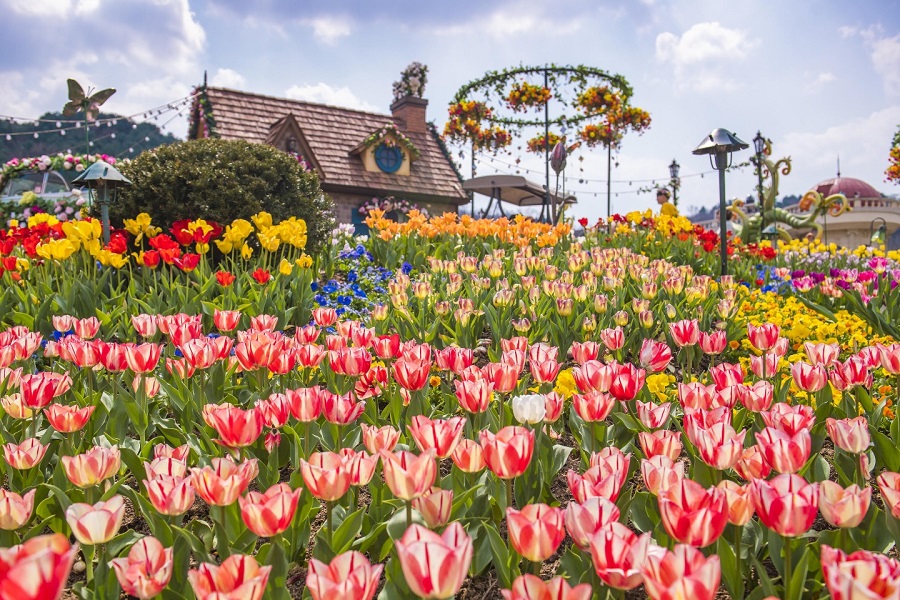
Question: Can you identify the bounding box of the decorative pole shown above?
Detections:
[544,67,553,223]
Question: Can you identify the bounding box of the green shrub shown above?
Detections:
[109,138,334,254]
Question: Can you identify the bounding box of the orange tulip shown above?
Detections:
[188,554,271,600]
[239,482,302,537]
[65,495,126,545]
[190,457,258,507]
[307,551,383,600]
[819,481,871,528]
[451,439,486,473]
[641,456,684,496]
[0,533,77,600]
[380,449,437,501]
[0,488,35,530]
[44,404,94,433]
[124,343,163,373]
[110,536,173,599]
[716,480,754,526]
[361,423,400,454]
[299,452,351,502]
[506,503,565,562]
[412,487,454,529]
[62,446,120,488]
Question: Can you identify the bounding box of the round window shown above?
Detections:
[374,143,403,173]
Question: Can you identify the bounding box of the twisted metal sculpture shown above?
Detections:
[728,142,850,243]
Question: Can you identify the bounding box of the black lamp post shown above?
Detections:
[692,128,749,277]
[753,131,766,232]
[668,159,680,207]
[72,160,132,245]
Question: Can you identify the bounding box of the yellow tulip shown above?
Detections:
[279,258,293,276]
[241,243,253,260]
[295,254,313,269]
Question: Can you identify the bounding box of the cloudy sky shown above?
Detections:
[1,0,898,220]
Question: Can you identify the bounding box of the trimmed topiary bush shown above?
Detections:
[109,138,334,254]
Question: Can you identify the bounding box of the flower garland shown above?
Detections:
[363,123,421,160]
[575,86,622,115]
[887,125,900,184]
[392,62,429,100]
[506,82,551,112]
[358,196,429,218]
[188,85,217,140]
[1,153,125,189]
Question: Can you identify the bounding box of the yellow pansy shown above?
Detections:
[553,368,577,399]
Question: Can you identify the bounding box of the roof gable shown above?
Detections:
[201,86,466,204]
[266,113,324,179]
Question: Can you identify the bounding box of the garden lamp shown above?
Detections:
[668,159,680,206]
[692,128,749,277]
[72,160,132,245]
[870,217,887,248]
[753,131,766,233]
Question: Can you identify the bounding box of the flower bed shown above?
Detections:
[1,210,900,599]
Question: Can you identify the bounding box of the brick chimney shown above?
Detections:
[390,96,428,134]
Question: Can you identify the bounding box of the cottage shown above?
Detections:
[188,80,467,229]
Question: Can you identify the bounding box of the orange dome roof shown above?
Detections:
[810,176,882,199]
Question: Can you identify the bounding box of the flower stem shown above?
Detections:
[406,501,412,529]
[506,478,514,510]
[783,535,792,599]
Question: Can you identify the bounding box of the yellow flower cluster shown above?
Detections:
[366,210,572,248]
[123,213,162,243]
[250,212,308,252]
[646,372,676,402]
[215,219,254,254]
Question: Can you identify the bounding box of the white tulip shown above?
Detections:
[512,394,546,425]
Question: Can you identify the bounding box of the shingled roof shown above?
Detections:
[203,86,466,204]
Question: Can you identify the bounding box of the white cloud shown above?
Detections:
[806,71,836,91]
[780,105,900,177]
[431,7,582,38]
[284,82,379,112]
[5,0,99,16]
[210,68,246,89]
[656,22,758,92]
[303,16,352,45]
[840,25,900,95]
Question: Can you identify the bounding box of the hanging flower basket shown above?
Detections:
[506,82,551,112]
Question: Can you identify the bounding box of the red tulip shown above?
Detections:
[154,443,190,463]
[639,339,672,372]
[0,488,35,530]
[699,330,727,355]
[482,363,519,394]
[543,391,565,422]
[409,416,466,459]
[567,464,624,504]
[826,416,871,454]
[19,372,70,409]
[124,343,163,373]
[340,448,378,487]
[299,452,351,502]
[203,403,265,449]
[307,551,383,600]
[412,487,454,529]
[381,449,437,501]
[435,346,473,374]
[691,422,747,471]
[599,327,624,352]
[188,554,271,600]
[820,545,900,600]
[572,360,613,393]
[791,361,827,393]
[748,323,780,351]
[145,475,195,516]
[0,533,77,600]
[641,456,684,496]
[213,308,241,331]
[669,319,700,347]
[239,482,302,537]
[677,382,718,409]
[734,444,771,481]
[804,341,841,366]
[361,423,400,454]
[756,427,811,474]
[372,334,400,359]
[830,357,873,390]
[393,358,431,391]
[683,406,731,442]
[506,503,565,562]
[322,391,365,425]
[145,456,189,480]
[45,403,94,433]
[131,314,158,338]
[878,472,900,519]
[454,378,494,413]
[52,315,75,333]
[638,430,683,461]
[740,381,772,412]
[3,438,47,469]
[62,445,120,488]
[501,575,592,600]
[66,495,126,545]
[451,439,486,473]
[565,496,621,550]
[479,426,534,479]
[709,362,743,390]
[819,481,870,528]
[571,341,601,366]
[286,386,322,422]
[255,394,291,428]
[608,363,645,401]
[641,544,721,600]
[879,342,900,374]
[717,480,754,526]
[761,402,815,436]
[73,316,101,339]
[190,457,258,506]
[589,522,657,590]
[658,479,727,547]
[751,473,818,537]
[165,357,195,379]
[529,356,560,385]
[395,522,472,599]
[110,536,174,599]
[636,400,670,429]
[749,352,781,379]
[572,392,615,422]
